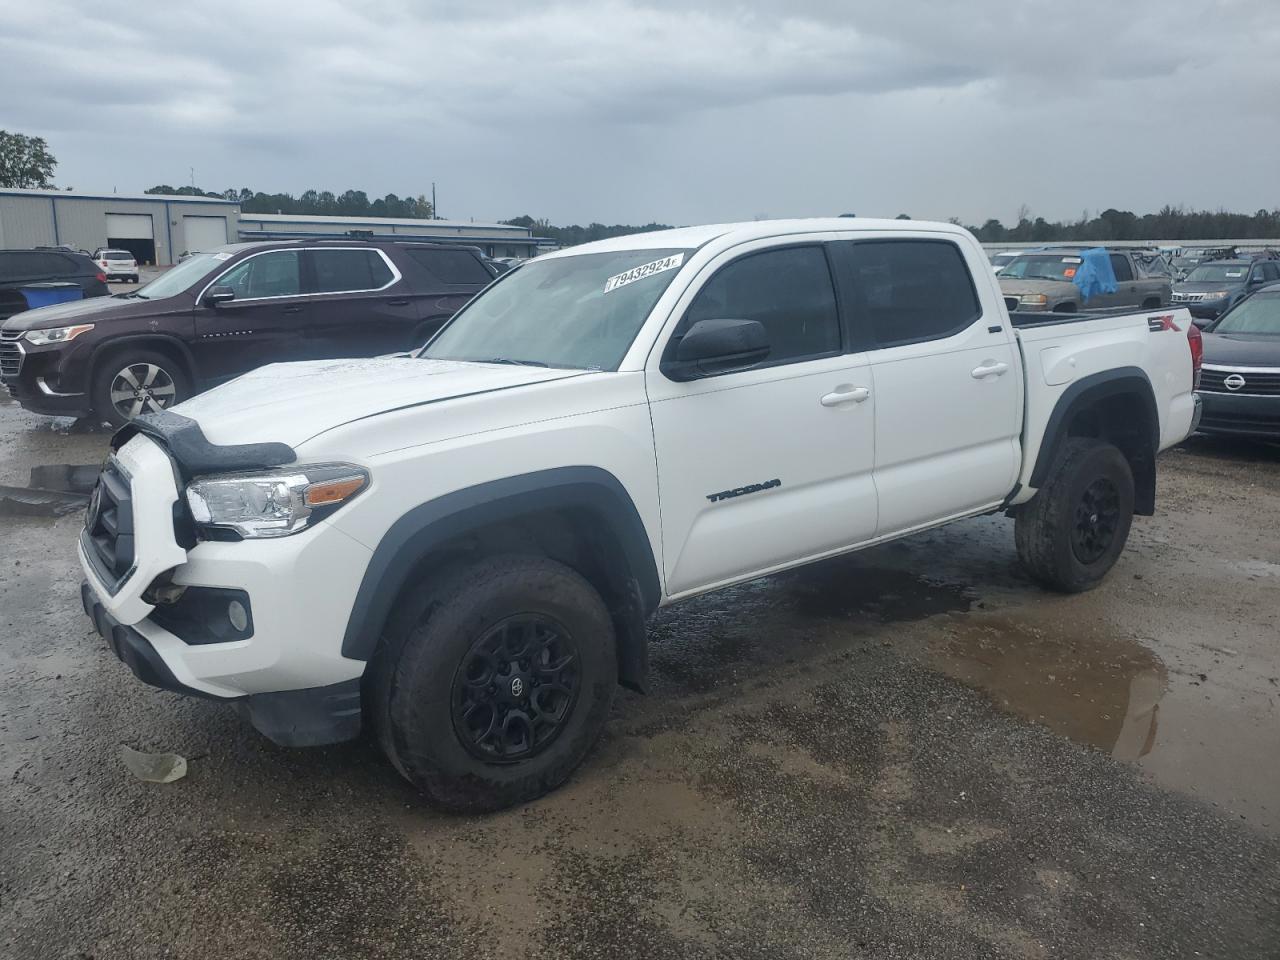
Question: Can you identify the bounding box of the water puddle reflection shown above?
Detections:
[928,614,1167,761]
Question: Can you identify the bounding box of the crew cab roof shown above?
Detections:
[539,217,972,258]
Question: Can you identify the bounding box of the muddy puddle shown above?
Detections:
[928,614,1168,762]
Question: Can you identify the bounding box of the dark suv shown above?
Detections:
[0,240,496,426]
[1171,259,1280,326]
[1,249,110,322]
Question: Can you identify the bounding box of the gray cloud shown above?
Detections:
[1,0,1277,226]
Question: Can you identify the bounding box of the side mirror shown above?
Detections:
[663,318,770,382]
[204,285,236,306]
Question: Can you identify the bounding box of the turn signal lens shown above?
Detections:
[304,475,367,506]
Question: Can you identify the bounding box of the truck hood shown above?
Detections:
[998,278,1076,297]
[1201,332,1280,367]
[172,357,589,447]
[0,293,175,331]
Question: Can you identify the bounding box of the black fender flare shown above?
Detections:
[341,466,662,690]
[1029,366,1159,513]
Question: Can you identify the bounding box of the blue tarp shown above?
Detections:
[1071,248,1117,303]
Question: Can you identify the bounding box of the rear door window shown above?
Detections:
[310,249,394,293]
[831,240,981,348]
[1109,254,1134,282]
[404,247,493,285]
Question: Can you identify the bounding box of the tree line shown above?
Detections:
[8,129,1280,244]
[144,185,434,219]
[964,205,1280,244]
[500,215,676,247]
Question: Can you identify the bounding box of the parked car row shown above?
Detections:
[0,239,498,426]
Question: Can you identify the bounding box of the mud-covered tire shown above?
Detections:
[1015,438,1135,593]
[371,555,617,813]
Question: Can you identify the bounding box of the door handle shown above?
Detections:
[820,385,870,407]
[387,298,410,306]
[971,361,1009,379]
[282,306,302,314]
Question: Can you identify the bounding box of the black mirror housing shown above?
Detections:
[204,285,236,306]
[664,318,770,381]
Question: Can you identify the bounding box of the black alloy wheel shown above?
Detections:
[451,614,581,762]
[1071,477,1121,564]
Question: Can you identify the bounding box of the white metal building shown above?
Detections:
[0,188,239,265]
[237,213,544,259]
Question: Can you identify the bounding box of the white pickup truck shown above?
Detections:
[78,218,1203,811]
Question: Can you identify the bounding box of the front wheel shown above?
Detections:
[1015,438,1135,593]
[91,350,191,428]
[372,555,617,813]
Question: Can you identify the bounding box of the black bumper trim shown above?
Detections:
[81,580,220,700]
[81,581,364,746]
[236,679,363,747]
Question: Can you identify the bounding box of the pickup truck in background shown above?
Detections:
[77,219,1202,812]
[999,247,1171,314]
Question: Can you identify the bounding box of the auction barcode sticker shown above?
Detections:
[603,253,685,293]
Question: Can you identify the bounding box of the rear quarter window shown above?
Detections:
[0,252,72,280]
[404,247,493,285]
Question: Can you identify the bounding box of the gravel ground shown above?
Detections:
[1,396,1277,959]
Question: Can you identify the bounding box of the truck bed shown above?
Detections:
[1008,306,1173,329]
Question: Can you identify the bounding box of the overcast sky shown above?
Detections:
[1,0,1277,227]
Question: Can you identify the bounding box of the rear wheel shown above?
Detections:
[371,555,617,813]
[1015,438,1135,592]
[91,349,191,428]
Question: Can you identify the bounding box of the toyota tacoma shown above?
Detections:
[78,218,1203,812]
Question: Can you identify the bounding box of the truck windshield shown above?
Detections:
[1214,294,1280,335]
[422,248,691,370]
[998,255,1079,281]
[1185,263,1249,282]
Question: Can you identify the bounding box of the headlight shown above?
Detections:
[185,463,368,539]
[24,324,95,345]
[1019,294,1048,305]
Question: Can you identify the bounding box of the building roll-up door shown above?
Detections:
[104,214,154,239]
[182,215,228,252]
[105,213,156,265]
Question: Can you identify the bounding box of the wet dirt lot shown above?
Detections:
[1,397,1278,959]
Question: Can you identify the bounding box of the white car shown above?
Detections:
[990,249,1023,274]
[78,218,1202,811]
[93,248,139,282]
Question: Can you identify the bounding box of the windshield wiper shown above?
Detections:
[478,357,549,367]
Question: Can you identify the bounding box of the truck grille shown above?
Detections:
[1199,366,1280,396]
[84,457,136,588]
[0,331,22,380]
